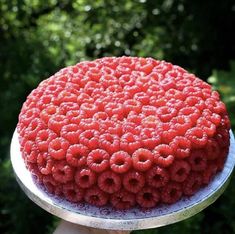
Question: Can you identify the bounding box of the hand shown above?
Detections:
[54,220,130,234]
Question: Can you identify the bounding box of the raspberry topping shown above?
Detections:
[17,56,230,209]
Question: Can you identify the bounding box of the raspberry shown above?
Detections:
[141,115,160,128]
[52,161,74,183]
[157,106,177,122]
[153,144,174,167]
[25,118,44,141]
[110,190,135,210]
[66,110,84,125]
[120,133,141,154]
[185,96,205,111]
[79,130,100,149]
[48,115,69,135]
[160,78,176,90]
[20,108,40,126]
[63,182,84,203]
[93,112,109,121]
[171,116,192,135]
[60,124,82,144]
[197,117,216,137]
[146,166,169,188]
[133,92,150,105]
[110,151,132,174]
[85,186,108,207]
[170,136,191,159]
[132,148,153,172]
[79,118,99,130]
[188,150,207,171]
[87,149,110,173]
[75,168,96,188]
[98,171,121,194]
[179,107,200,125]
[169,160,191,182]
[140,128,161,150]
[35,129,57,152]
[203,164,218,184]
[99,133,119,154]
[165,89,185,100]
[161,182,182,204]
[119,74,135,87]
[123,171,145,193]
[183,86,203,98]
[37,153,53,175]
[80,103,98,117]
[183,173,202,196]
[43,175,58,194]
[185,127,208,149]
[205,139,220,160]
[123,99,142,114]
[48,137,69,160]
[66,144,88,167]
[136,187,160,208]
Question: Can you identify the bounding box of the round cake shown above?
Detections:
[17,57,230,209]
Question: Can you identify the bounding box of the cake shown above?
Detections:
[17,57,230,209]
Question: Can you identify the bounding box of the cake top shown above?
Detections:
[17,57,230,209]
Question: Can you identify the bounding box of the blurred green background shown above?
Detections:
[1,0,235,233]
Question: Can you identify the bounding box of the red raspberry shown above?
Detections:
[99,133,120,154]
[133,92,150,105]
[202,164,218,184]
[79,130,100,149]
[183,172,202,196]
[79,118,99,130]
[66,110,84,125]
[48,137,69,160]
[123,99,142,114]
[40,105,58,124]
[98,171,121,194]
[205,139,220,160]
[185,127,208,149]
[20,108,40,126]
[119,74,135,87]
[86,68,102,82]
[153,144,175,167]
[60,124,81,144]
[123,171,145,193]
[111,190,136,210]
[77,93,94,105]
[120,133,141,154]
[215,128,230,148]
[25,118,45,141]
[170,136,191,159]
[183,86,203,98]
[52,161,74,183]
[141,115,160,128]
[169,160,191,182]
[87,149,110,173]
[85,186,108,207]
[197,117,216,137]
[157,106,177,122]
[165,89,185,100]
[136,187,160,208]
[132,148,153,172]
[185,96,205,111]
[36,129,57,152]
[171,116,192,135]
[160,78,176,90]
[110,151,132,174]
[93,112,109,121]
[179,107,200,125]
[66,144,88,167]
[80,103,98,117]
[37,153,54,175]
[188,150,207,171]
[42,175,58,194]
[140,128,161,150]
[161,182,182,204]
[75,168,96,188]
[146,166,169,188]
[63,182,84,203]
[48,115,69,135]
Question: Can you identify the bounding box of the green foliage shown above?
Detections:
[208,61,235,128]
[0,0,235,234]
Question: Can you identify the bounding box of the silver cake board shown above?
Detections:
[10,129,235,232]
